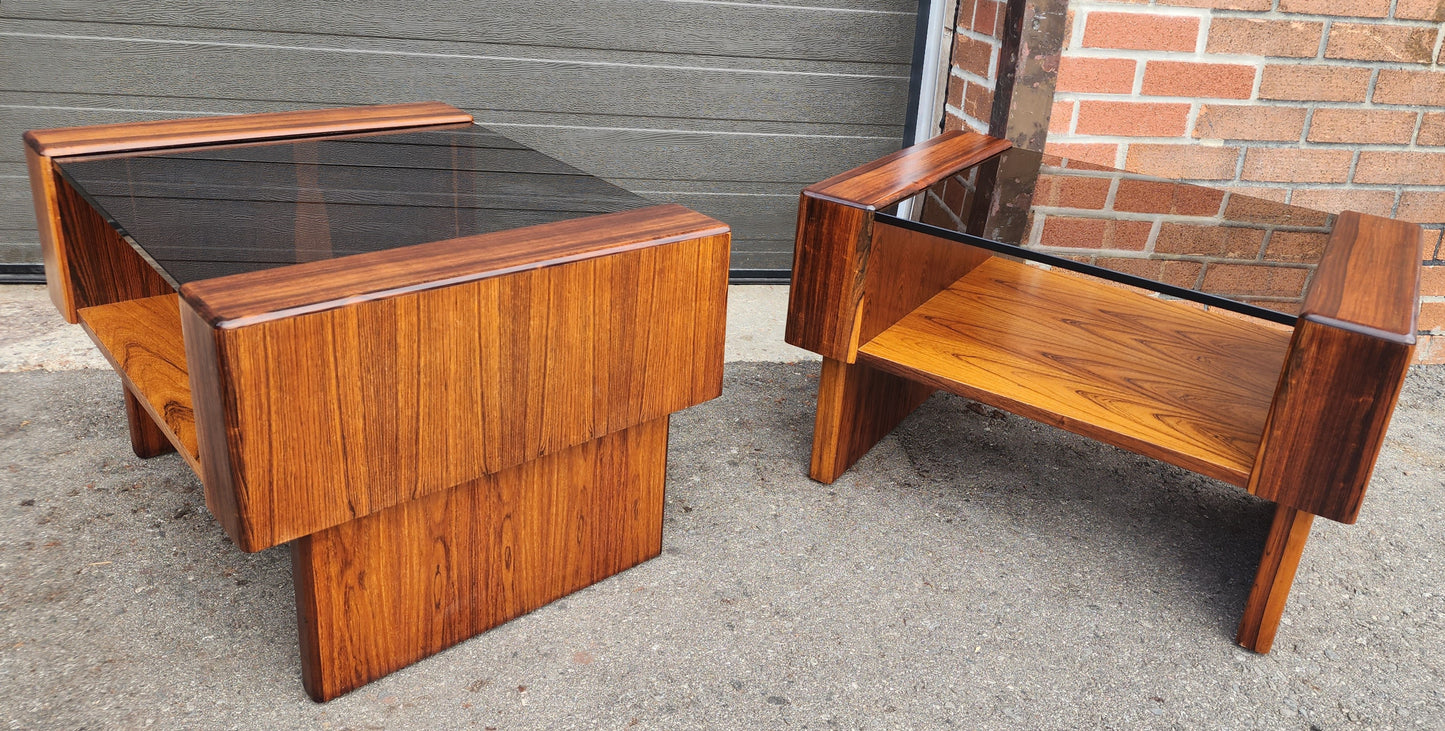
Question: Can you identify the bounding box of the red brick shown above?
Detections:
[963,82,995,122]
[1396,0,1445,21]
[1307,108,1418,144]
[973,0,1003,37]
[1241,148,1353,183]
[1032,173,1111,210]
[1114,179,1225,216]
[954,34,997,78]
[1420,302,1445,331]
[1126,144,1241,180]
[1355,151,1445,185]
[1038,215,1152,250]
[1201,263,1310,298]
[1396,191,1445,223]
[1289,188,1396,218]
[1225,193,1333,225]
[1061,8,1075,48]
[1075,101,1191,137]
[1156,0,1271,9]
[1082,12,1200,52]
[1279,0,1390,15]
[946,74,965,109]
[1265,230,1332,262]
[1418,112,1445,146]
[1206,18,1323,58]
[1325,22,1436,63]
[1373,70,1445,106]
[1141,61,1256,99]
[1194,105,1307,141]
[1227,186,1290,203]
[1420,264,1445,296]
[1048,101,1073,134]
[1043,142,1118,168]
[1260,65,1372,102]
[1093,258,1204,288]
[1156,223,1266,258]
[1057,57,1137,94]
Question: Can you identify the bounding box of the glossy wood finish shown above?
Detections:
[293,417,668,701]
[78,293,199,473]
[857,217,991,347]
[23,102,471,158]
[123,386,176,459]
[1236,505,1314,653]
[183,230,727,552]
[810,358,935,483]
[26,148,73,318]
[785,131,1011,361]
[50,172,174,322]
[858,256,1291,486]
[1250,213,1421,524]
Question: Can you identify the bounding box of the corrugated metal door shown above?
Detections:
[0,1,918,274]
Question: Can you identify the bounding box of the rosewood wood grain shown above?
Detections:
[810,357,934,484]
[183,231,728,552]
[785,132,1011,361]
[1249,212,1421,524]
[857,218,990,347]
[857,255,1292,486]
[79,294,199,473]
[23,102,471,158]
[293,417,668,701]
[1236,504,1314,653]
[123,386,176,459]
[26,148,74,319]
[52,173,174,321]
[181,204,727,327]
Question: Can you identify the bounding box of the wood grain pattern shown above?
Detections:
[1301,211,1422,338]
[24,102,471,158]
[857,257,1292,486]
[53,173,175,315]
[1236,504,1314,653]
[807,131,1011,209]
[181,204,727,327]
[857,220,990,346]
[78,294,199,473]
[123,385,176,459]
[184,231,728,552]
[25,148,74,319]
[292,416,668,701]
[810,357,934,483]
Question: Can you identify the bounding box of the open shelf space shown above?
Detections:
[79,293,200,473]
[857,257,1292,486]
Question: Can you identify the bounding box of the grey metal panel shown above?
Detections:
[0,1,915,272]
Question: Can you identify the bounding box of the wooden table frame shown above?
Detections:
[785,131,1421,653]
[25,103,730,700]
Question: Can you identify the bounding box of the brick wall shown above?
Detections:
[947,0,1010,133]
[944,0,1445,363]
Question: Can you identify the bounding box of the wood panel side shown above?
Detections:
[809,357,934,483]
[208,233,727,552]
[1248,317,1412,524]
[1302,211,1423,337]
[25,148,76,320]
[53,173,174,312]
[808,131,1011,209]
[180,299,245,544]
[23,102,471,158]
[784,193,871,360]
[1236,504,1314,653]
[292,417,668,702]
[857,222,991,347]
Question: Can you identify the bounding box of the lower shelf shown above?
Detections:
[857,257,1292,486]
[79,293,199,472]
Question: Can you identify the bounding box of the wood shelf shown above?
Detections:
[79,294,199,472]
[856,257,1292,487]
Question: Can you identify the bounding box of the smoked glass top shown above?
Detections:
[56,124,652,286]
[885,147,1336,322]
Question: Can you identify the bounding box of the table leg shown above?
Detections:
[122,384,175,459]
[810,357,933,483]
[1236,503,1314,653]
[290,417,668,702]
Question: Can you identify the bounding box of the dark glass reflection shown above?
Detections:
[56,125,652,286]
[891,147,1335,319]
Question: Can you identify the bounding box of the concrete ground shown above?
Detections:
[2,283,1442,729]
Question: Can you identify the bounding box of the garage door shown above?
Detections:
[0,1,919,277]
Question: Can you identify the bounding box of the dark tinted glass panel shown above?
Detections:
[894,146,1335,319]
[56,125,652,286]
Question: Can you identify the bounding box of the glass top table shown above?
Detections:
[881,146,1335,326]
[55,123,652,287]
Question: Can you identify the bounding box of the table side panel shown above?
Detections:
[784,194,871,360]
[857,222,991,347]
[292,416,668,702]
[52,170,174,319]
[807,131,1012,209]
[188,232,729,552]
[78,294,200,473]
[857,258,1292,486]
[25,148,75,320]
[1300,211,1423,337]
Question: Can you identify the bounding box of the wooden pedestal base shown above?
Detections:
[291,417,668,701]
[1236,504,1314,653]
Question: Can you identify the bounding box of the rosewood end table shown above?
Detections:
[24,102,730,700]
[786,132,1421,654]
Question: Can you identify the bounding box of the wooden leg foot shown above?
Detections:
[290,417,669,702]
[1236,504,1314,653]
[122,384,175,458]
[809,357,933,484]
